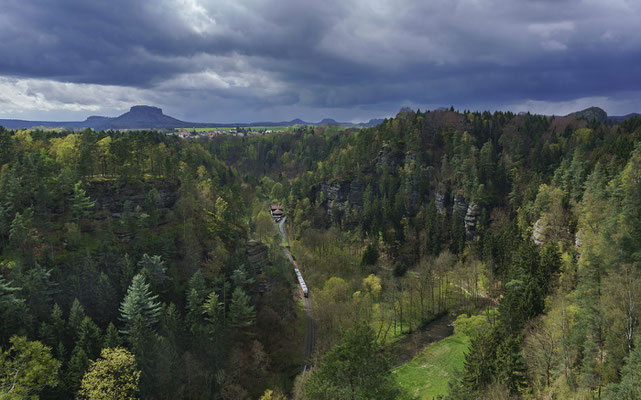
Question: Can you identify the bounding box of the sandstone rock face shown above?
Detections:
[320,181,347,217]
[375,144,403,169]
[320,181,364,217]
[453,195,468,215]
[86,180,178,219]
[533,218,546,245]
[435,192,446,213]
[465,202,482,240]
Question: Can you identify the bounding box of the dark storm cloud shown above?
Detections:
[1,0,640,120]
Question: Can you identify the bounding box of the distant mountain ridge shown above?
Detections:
[2,105,637,131]
[0,105,384,130]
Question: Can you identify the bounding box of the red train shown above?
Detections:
[294,268,308,297]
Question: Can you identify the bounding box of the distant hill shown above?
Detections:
[566,107,608,123]
[0,105,384,130]
[608,113,641,124]
[566,106,641,125]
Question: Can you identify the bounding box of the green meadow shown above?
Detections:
[393,334,470,399]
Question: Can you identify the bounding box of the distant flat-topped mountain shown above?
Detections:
[0,105,384,130]
[97,106,186,129]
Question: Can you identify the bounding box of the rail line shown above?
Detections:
[277,216,315,372]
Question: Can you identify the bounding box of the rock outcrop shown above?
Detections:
[533,218,546,245]
[320,181,364,217]
[435,192,446,213]
[453,195,468,215]
[465,203,482,240]
[86,180,178,219]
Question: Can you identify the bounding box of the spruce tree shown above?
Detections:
[104,322,122,348]
[202,291,223,325]
[603,335,641,399]
[138,254,167,285]
[495,334,528,395]
[67,345,90,394]
[119,274,162,334]
[71,180,95,221]
[229,287,256,329]
[68,298,86,337]
[0,277,23,323]
[77,316,102,360]
[461,330,498,394]
[305,323,403,399]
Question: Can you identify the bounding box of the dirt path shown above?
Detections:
[277,216,316,371]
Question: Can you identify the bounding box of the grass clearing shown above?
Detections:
[392,334,470,399]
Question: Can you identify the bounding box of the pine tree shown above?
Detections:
[104,322,122,348]
[71,180,95,220]
[0,277,24,332]
[77,316,103,360]
[202,291,223,325]
[67,345,90,394]
[361,242,379,266]
[187,269,208,300]
[9,209,35,256]
[495,334,528,395]
[229,287,256,329]
[461,330,498,394]
[603,335,641,399]
[138,254,169,293]
[119,274,162,334]
[305,323,403,399]
[424,200,441,256]
[68,298,86,337]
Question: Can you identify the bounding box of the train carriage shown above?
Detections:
[294,268,308,297]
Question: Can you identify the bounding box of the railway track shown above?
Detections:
[277,216,316,371]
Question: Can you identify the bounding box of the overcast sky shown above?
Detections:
[1,0,640,122]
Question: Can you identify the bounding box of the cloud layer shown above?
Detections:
[1,0,640,121]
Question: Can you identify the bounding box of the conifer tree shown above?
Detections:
[229,287,256,329]
[0,277,24,339]
[68,299,86,337]
[119,274,162,334]
[361,242,379,266]
[603,335,641,399]
[104,322,122,349]
[305,323,403,399]
[495,334,528,395]
[460,330,498,394]
[67,345,90,394]
[77,316,103,360]
[138,254,169,294]
[202,291,223,325]
[71,180,95,221]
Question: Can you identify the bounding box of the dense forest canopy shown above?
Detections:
[2,109,641,399]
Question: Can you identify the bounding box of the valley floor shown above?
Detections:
[393,333,470,399]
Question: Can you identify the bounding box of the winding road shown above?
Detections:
[277,216,316,372]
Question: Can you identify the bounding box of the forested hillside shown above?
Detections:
[0,128,300,399]
[206,108,641,399]
[2,108,641,399]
